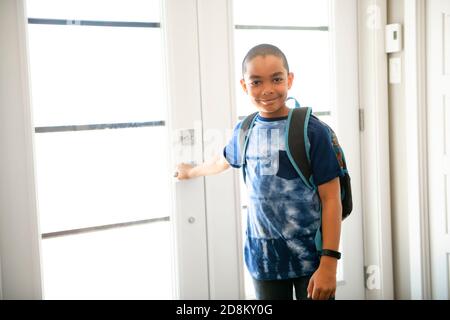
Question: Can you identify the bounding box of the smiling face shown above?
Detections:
[240,54,294,118]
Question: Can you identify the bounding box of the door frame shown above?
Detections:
[404,0,432,300]
[358,0,394,299]
[331,0,366,299]
[0,0,44,299]
[421,0,450,300]
[163,0,212,299]
[196,0,244,299]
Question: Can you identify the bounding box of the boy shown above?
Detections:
[175,44,342,300]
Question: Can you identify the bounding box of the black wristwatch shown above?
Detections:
[320,249,341,260]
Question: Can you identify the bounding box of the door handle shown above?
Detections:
[173,161,197,178]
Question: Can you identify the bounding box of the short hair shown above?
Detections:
[241,44,289,77]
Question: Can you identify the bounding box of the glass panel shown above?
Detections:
[27,0,175,299]
[26,0,160,22]
[233,0,328,27]
[34,126,170,234]
[41,221,173,299]
[234,29,331,117]
[241,209,256,300]
[28,25,165,127]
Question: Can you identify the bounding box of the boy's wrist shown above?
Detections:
[188,167,197,179]
[319,255,338,269]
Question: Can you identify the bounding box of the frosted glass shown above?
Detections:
[26,0,160,22]
[27,25,165,127]
[34,126,171,234]
[233,0,328,27]
[28,0,176,301]
[240,208,256,300]
[41,221,174,299]
[234,29,331,117]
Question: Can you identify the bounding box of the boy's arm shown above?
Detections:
[175,154,230,180]
[307,177,342,300]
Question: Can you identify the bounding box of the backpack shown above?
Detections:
[238,99,353,251]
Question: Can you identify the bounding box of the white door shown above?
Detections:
[427,0,450,300]
[24,0,364,299]
[230,0,365,299]
[26,0,209,299]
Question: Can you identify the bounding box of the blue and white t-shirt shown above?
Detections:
[224,113,342,280]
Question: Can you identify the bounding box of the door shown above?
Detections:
[26,0,209,299]
[230,0,365,299]
[427,0,450,300]
[24,0,364,300]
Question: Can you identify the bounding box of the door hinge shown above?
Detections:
[359,109,365,132]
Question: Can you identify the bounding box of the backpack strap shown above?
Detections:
[286,96,301,109]
[285,106,323,251]
[285,107,315,190]
[237,112,258,183]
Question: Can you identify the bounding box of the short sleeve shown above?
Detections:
[307,117,343,186]
[223,121,243,169]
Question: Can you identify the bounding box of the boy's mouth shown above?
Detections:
[258,97,279,104]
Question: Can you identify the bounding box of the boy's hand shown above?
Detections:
[307,257,337,300]
[175,163,194,180]
[174,155,230,180]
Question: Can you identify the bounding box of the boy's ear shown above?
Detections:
[287,72,294,90]
[240,79,248,94]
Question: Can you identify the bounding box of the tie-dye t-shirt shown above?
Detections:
[224,113,342,280]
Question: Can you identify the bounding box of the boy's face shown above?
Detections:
[240,55,294,118]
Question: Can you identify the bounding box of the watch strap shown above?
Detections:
[320,249,341,260]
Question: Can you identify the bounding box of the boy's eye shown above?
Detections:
[250,80,261,86]
[273,77,284,83]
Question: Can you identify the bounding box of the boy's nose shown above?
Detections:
[262,83,274,95]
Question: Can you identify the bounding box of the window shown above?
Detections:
[233,0,334,125]
[27,0,175,299]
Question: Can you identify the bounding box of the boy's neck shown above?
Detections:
[258,105,290,118]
